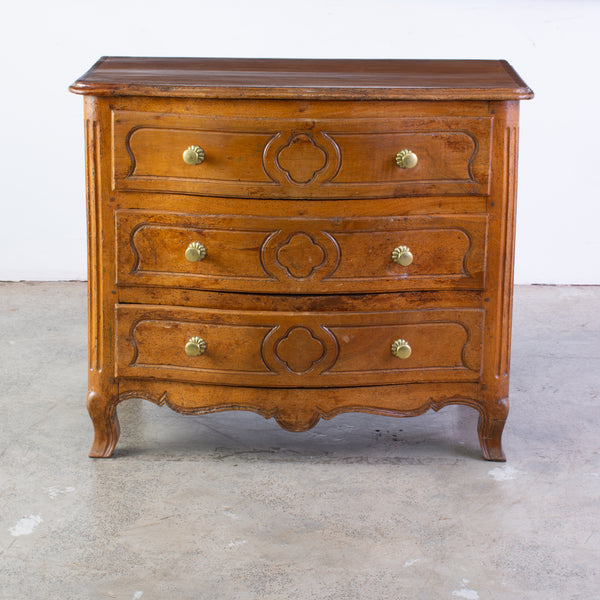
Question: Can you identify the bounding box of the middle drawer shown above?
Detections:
[116,210,487,294]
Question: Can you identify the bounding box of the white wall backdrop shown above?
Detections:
[0,0,598,283]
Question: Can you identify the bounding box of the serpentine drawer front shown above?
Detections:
[113,110,492,198]
[70,57,532,460]
[116,209,488,293]
[115,304,484,387]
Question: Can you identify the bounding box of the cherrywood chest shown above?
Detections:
[70,58,533,459]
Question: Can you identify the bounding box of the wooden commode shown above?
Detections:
[70,58,533,459]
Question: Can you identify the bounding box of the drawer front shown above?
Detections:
[116,210,487,293]
[113,110,491,198]
[116,305,484,387]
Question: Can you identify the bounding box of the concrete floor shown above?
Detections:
[0,283,598,599]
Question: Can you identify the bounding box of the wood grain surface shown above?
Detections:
[113,107,492,198]
[70,57,533,100]
[116,209,487,294]
[116,303,484,387]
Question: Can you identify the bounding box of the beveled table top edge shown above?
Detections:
[69,57,534,100]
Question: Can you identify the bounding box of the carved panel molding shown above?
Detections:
[262,325,340,375]
[260,229,341,283]
[276,133,327,184]
[262,130,342,186]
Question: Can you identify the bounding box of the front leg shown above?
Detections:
[477,397,509,461]
[87,389,121,458]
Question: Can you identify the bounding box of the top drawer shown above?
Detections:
[113,109,492,199]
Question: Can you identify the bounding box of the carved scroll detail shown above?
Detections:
[261,230,341,282]
[277,133,327,184]
[261,325,340,375]
[262,130,341,186]
[274,326,326,374]
[115,385,491,442]
[276,232,326,279]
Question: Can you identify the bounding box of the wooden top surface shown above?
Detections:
[70,57,533,100]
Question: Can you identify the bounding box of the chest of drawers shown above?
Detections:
[70,58,532,460]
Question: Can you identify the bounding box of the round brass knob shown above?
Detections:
[185,242,206,263]
[182,145,205,165]
[395,149,418,169]
[392,246,413,266]
[185,337,207,357]
[391,339,412,359]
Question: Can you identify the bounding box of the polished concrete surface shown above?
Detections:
[0,283,598,599]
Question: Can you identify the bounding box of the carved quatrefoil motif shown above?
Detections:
[276,232,326,279]
[274,327,326,374]
[276,133,327,184]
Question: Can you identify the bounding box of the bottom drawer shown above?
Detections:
[116,304,483,387]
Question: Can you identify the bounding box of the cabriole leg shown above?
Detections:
[87,390,120,458]
[477,397,509,461]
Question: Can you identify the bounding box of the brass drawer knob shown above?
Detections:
[185,242,207,262]
[392,245,413,266]
[395,149,418,169]
[182,145,205,165]
[185,337,207,357]
[391,339,411,359]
